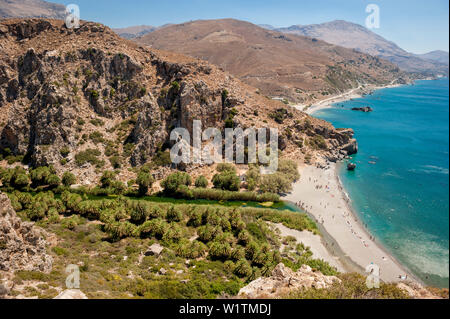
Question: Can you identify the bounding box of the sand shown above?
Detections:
[272,222,346,272]
[283,163,419,284]
[293,82,402,115]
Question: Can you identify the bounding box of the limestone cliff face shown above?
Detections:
[0,19,357,181]
[0,192,53,273]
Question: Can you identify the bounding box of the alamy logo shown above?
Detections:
[365,4,380,29]
[170,120,279,174]
[65,4,80,29]
[65,264,80,289]
[365,263,380,288]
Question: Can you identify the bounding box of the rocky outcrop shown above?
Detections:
[351,106,373,112]
[0,18,359,179]
[54,289,88,299]
[0,193,53,273]
[238,263,341,299]
[396,282,443,299]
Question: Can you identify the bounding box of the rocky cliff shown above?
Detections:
[238,263,341,298]
[0,19,357,182]
[0,192,53,297]
[238,263,445,299]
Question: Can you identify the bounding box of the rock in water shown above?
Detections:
[351,106,373,112]
[347,163,357,171]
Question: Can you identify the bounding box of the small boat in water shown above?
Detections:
[347,163,357,171]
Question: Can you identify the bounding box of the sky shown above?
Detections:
[49,0,449,54]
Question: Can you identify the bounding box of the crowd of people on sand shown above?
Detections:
[297,172,378,250]
[296,169,412,282]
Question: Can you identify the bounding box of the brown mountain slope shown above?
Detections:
[0,18,356,183]
[276,20,449,76]
[137,19,411,104]
[0,0,65,19]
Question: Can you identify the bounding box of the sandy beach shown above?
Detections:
[271,222,346,272]
[293,82,402,115]
[284,163,419,284]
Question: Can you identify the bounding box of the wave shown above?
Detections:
[409,165,449,175]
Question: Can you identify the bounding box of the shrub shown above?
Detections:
[166,206,183,223]
[212,170,240,191]
[259,173,291,194]
[13,173,29,189]
[245,166,260,191]
[216,163,236,173]
[176,187,279,202]
[60,147,70,158]
[130,202,150,225]
[269,108,292,124]
[209,242,232,261]
[75,149,102,167]
[136,171,154,196]
[278,159,300,182]
[46,174,61,188]
[30,166,52,186]
[161,172,192,195]
[152,151,172,167]
[89,131,104,144]
[233,259,252,278]
[100,171,116,189]
[27,201,47,221]
[194,175,208,188]
[176,240,207,259]
[62,172,76,187]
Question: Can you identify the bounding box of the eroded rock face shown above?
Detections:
[0,18,359,177]
[238,263,341,299]
[396,282,442,299]
[0,193,53,273]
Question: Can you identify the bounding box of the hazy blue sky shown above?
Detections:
[49,0,449,54]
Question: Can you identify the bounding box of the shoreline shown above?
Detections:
[284,162,422,285]
[293,82,403,115]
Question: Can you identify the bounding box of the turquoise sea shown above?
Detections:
[313,78,449,288]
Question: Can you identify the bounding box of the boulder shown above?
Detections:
[144,243,164,256]
[54,289,88,299]
[238,263,341,299]
[342,139,358,155]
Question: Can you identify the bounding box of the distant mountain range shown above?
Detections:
[1,0,447,79]
[137,19,411,103]
[0,0,65,19]
[272,20,448,75]
[415,50,449,65]
[112,25,168,39]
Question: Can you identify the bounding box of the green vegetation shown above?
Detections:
[194,176,208,188]
[90,118,104,127]
[161,172,192,195]
[75,149,104,167]
[62,172,77,187]
[269,108,293,124]
[136,169,155,196]
[212,166,240,191]
[6,187,323,299]
[224,108,238,128]
[89,131,105,145]
[308,135,328,150]
[286,273,410,299]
